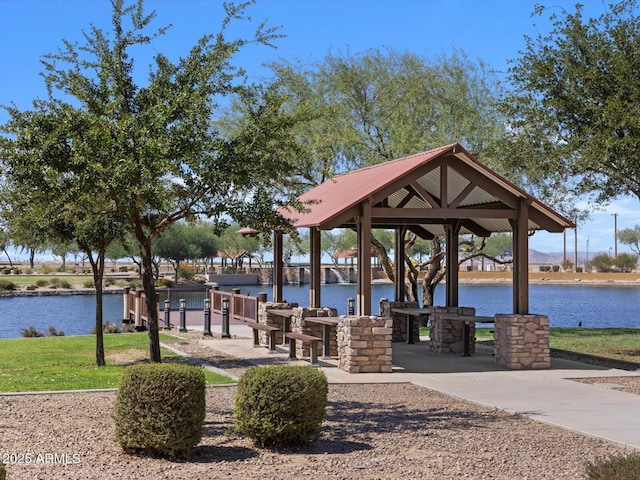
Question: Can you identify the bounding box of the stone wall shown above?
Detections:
[429,306,476,353]
[290,307,339,358]
[494,314,550,369]
[336,316,393,373]
[378,299,420,342]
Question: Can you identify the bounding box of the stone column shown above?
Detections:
[429,306,476,353]
[494,314,550,369]
[379,299,420,342]
[337,316,393,373]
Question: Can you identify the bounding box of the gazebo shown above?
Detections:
[276,143,573,315]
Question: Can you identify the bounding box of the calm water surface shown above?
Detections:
[1,284,639,338]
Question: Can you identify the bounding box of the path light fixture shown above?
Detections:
[221,297,231,338]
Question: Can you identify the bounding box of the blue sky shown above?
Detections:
[0,0,636,259]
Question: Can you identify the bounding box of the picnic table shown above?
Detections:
[390,307,431,344]
[268,308,294,344]
[442,314,495,357]
[304,317,340,359]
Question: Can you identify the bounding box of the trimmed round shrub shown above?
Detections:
[586,453,640,480]
[234,365,328,448]
[114,363,206,458]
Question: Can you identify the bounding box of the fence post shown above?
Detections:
[203,298,212,337]
[122,287,130,322]
[179,298,187,332]
[221,296,231,338]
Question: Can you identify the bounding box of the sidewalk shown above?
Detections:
[197,323,640,451]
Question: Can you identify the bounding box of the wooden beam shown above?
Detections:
[448,181,477,209]
[394,227,406,302]
[512,199,530,314]
[446,221,462,307]
[309,227,321,308]
[440,164,448,207]
[371,207,518,220]
[408,181,440,208]
[357,200,372,316]
[273,231,284,303]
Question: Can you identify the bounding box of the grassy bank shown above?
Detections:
[424,327,640,363]
[0,333,233,393]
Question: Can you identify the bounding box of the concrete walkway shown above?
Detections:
[196,324,640,451]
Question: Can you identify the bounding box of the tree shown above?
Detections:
[154,223,202,280]
[591,254,613,273]
[613,253,638,273]
[6,1,309,363]
[273,48,506,305]
[499,1,640,209]
[0,103,128,366]
[618,226,640,255]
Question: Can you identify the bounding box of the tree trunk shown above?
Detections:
[29,249,35,268]
[88,250,106,367]
[139,240,161,363]
[421,237,446,306]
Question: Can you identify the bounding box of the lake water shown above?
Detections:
[1,283,640,338]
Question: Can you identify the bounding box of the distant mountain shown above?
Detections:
[528,249,608,265]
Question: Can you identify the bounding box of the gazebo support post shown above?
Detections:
[394,226,406,302]
[357,200,372,315]
[273,231,284,303]
[309,226,321,308]
[512,199,530,314]
[445,221,462,307]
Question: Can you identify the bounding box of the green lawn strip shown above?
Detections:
[0,333,233,393]
[421,326,640,363]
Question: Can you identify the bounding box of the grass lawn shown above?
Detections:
[423,327,640,363]
[1,275,94,286]
[0,333,234,393]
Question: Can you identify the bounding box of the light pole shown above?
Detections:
[612,213,618,257]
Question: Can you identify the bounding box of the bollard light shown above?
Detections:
[179,298,187,332]
[203,298,212,337]
[163,299,171,330]
[347,297,355,315]
[221,297,231,338]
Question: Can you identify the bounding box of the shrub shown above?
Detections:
[613,253,639,273]
[178,264,197,281]
[35,279,48,287]
[59,280,72,289]
[39,266,54,274]
[539,265,551,272]
[156,277,173,288]
[21,326,45,337]
[114,363,205,458]
[592,254,613,273]
[0,462,5,480]
[234,365,328,448]
[83,279,95,288]
[94,321,123,334]
[48,326,65,336]
[0,279,16,291]
[585,452,640,480]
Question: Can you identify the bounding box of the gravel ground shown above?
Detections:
[0,334,637,480]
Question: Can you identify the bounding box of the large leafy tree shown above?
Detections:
[498,1,640,208]
[1,0,309,362]
[273,48,506,305]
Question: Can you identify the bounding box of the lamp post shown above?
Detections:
[221,297,231,338]
[179,298,187,332]
[163,299,171,330]
[347,297,355,315]
[203,298,212,337]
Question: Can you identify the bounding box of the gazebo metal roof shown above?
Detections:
[282,143,573,235]
[275,143,574,316]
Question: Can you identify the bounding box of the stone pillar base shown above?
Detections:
[259,302,298,345]
[429,306,476,353]
[379,299,420,342]
[337,316,393,373]
[494,314,550,369]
